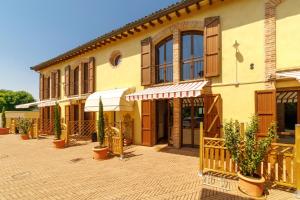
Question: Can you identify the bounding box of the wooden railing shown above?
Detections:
[67,120,96,141]
[38,119,55,135]
[199,122,298,189]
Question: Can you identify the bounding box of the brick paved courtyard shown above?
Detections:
[0,134,296,200]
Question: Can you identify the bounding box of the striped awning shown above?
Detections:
[277,91,298,103]
[125,81,208,101]
[276,71,300,81]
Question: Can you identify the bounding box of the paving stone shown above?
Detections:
[0,135,296,200]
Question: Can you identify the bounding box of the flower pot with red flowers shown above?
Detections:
[224,116,276,198]
[93,97,108,160]
[52,103,65,148]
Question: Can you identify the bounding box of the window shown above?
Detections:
[181,31,204,81]
[156,36,173,83]
[109,50,122,67]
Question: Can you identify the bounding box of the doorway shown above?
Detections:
[181,97,204,147]
[156,100,173,144]
[276,90,299,143]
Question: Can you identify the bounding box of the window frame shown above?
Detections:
[155,36,173,84]
[180,30,204,81]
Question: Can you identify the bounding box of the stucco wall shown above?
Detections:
[37,0,299,143]
[276,0,300,70]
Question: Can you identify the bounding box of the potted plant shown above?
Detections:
[93,97,108,160]
[52,103,64,148]
[16,118,33,140]
[224,116,276,197]
[0,107,9,135]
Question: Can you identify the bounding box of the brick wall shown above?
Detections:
[264,0,283,88]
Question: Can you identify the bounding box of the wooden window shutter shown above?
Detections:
[255,90,276,136]
[80,63,85,94]
[55,70,60,98]
[39,74,44,100]
[65,66,70,96]
[65,105,70,124]
[141,100,153,146]
[204,16,221,78]
[204,94,222,137]
[44,76,49,99]
[50,72,55,99]
[141,37,152,86]
[70,68,74,96]
[88,57,95,93]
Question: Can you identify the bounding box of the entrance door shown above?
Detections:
[181,97,204,147]
[142,100,153,146]
[156,100,173,144]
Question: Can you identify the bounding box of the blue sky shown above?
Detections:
[0,0,178,99]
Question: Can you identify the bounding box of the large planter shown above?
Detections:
[93,146,109,160]
[53,139,65,149]
[21,134,29,140]
[237,171,265,197]
[0,128,9,135]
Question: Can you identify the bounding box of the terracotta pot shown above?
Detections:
[0,128,9,135]
[238,171,265,197]
[93,146,109,160]
[53,139,65,149]
[21,134,29,140]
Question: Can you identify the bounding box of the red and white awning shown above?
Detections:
[125,81,208,101]
[276,70,300,81]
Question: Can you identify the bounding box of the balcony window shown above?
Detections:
[155,36,173,83]
[181,31,204,81]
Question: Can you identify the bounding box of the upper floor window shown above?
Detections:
[181,31,204,81]
[155,36,173,83]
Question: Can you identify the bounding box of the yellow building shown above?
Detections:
[21,0,300,148]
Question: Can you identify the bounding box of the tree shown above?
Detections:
[0,90,35,111]
[1,107,6,128]
[54,103,61,140]
[98,97,105,147]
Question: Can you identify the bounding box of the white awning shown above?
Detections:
[84,88,134,112]
[16,101,40,109]
[276,71,300,81]
[125,81,208,101]
[16,95,87,109]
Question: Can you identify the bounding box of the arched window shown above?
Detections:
[181,31,204,81]
[155,36,173,83]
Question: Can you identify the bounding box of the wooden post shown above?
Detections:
[199,122,204,176]
[295,124,300,198]
[120,122,124,160]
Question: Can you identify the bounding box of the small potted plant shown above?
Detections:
[52,103,65,148]
[224,116,276,197]
[93,97,108,160]
[16,118,33,140]
[0,107,9,135]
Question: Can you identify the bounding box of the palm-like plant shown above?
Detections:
[224,116,276,177]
